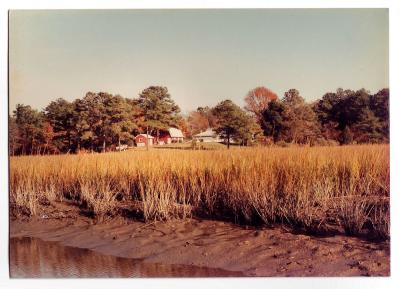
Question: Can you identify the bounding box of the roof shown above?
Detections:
[136,134,154,139]
[194,128,217,138]
[168,127,184,138]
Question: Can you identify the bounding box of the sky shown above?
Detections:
[9,9,389,114]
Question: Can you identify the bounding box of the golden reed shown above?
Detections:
[10,144,390,238]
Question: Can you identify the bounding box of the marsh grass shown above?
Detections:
[9,144,390,239]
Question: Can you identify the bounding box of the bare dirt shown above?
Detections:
[9,202,390,277]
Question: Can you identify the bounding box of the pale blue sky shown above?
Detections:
[9,9,388,114]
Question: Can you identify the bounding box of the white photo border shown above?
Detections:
[0,1,398,289]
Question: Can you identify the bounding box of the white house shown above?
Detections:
[193,128,222,143]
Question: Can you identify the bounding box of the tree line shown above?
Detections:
[9,87,182,155]
[187,86,389,147]
[262,87,389,145]
[9,85,389,155]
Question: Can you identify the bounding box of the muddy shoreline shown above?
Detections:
[10,206,390,277]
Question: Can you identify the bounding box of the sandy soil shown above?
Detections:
[9,202,390,277]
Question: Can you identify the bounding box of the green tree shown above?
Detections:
[72,94,98,151]
[137,86,181,143]
[339,126,353,145]
[106,95,139,148]
[352,110,383,143]
[212,100,254,149]
[332,89,387,143]
[235,115,263,146]
[313,90,343,141]
[13,104,44,155]
[370,88,389,141]
[9,115,20,156]
[313,88,389,144]
[70,92,112,152]
[44,98,75,153]
[313,92,339,125]
[281,89,321,144]
[72,97,95,152]
[261,100,286,142]
[261,90,321,144]
[334,89,370,130]
[71,92,143,152]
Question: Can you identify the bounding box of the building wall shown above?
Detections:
[135,136,153,146]
[171,137,183,143]
[195,136,220,143]
[159,136,172,144]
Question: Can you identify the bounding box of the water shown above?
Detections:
[9,237,245,278]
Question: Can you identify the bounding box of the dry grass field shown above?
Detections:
[9,144,390,239]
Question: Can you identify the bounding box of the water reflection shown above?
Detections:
[10,237,244,278]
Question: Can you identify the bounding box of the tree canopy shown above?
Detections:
[137,86,181,140]
[313,88,389,144]
[9,85,389,155]
[244,86,278,120]
[187,106,217,137]
[261,89,321,144]
[212,100,259,148]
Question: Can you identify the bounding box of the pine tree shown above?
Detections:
[137,86,181,143]
[212,100,255,148]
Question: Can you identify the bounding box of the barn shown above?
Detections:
[158,128,184,144]
[135,134,154,147]
[169,127,184,143]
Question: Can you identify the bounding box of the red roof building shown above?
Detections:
[135,134,154,147]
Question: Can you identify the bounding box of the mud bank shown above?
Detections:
[10,213,389,277]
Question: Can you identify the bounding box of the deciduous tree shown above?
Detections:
[187,110,210,136]
[9,116,20,156]
[13,104,44,155]
[244,86,278,121]
[261,90,321,144]
[281,89,321,144]
[44,98,75,152]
